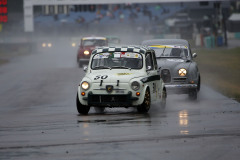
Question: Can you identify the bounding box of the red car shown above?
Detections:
[77,37,108,67]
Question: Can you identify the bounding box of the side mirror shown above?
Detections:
[192,53,197,58]
[83,66,88,72]
[157,67,161,74]
[146,66,152,71]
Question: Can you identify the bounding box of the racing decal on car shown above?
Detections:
[140,75,161,83]
[116,73,133,76]
[149,45,188,49]
[150,45,173,49]
[93,46,148,54]
[93,52,142,59]
[94,75,108,80]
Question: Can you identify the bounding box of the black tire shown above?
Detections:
[189,89,197,100]
[137,89,151,113]
[197,76,201,92]
[76,93,90,115]
[94,107,105,113]
[160,89,167,108]
[78,62,82,68]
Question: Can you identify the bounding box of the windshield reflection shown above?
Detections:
[154,48,189,58]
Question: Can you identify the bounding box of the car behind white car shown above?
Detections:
[142,39,200,100]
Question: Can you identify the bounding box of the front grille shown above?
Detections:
[173,77,187,83]
[161,69,171,83]
[88,92,134,107]
[80,54,91,59]
[90,95,127,103]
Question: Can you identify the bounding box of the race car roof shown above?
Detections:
[142,39,190,48]
[82,37,107,40]
[92,46,152,54]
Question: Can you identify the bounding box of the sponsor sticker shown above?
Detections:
[150,45,188,49]
[116,73,133,76]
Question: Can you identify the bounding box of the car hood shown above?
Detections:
[85,69,145,83]
[157,58,191,76]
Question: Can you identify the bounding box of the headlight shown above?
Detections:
[72,43,76,47]
[131,81,140,91]
[42,43,46,47]
[178,68,187,76]
[48,43,52,47]
[84,50,90,55]
[81,81,90,90]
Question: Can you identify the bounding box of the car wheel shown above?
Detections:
[76,93,90,115]
[160,89,167,108]
[137,89,151,113]
[197,76,201,91]
[94,107,105,113]
[189,89,197,100]
[78,62,82,68]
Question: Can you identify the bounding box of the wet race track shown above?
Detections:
[0,45,240,160]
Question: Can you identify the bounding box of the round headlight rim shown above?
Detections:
[131,81,140,91]
[178,68,187,77]
[81,81,90,90]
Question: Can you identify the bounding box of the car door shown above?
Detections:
[145,51,158,101]
[152,51,162,101]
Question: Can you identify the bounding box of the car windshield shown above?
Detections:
[149,45,189,58]
[108,38,120,44]
[83,39,107,46]
[91,52,143,70]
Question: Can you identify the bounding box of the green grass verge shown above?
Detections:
[196,47,240,102]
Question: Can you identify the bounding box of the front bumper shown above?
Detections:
[166,84,197,89]
[78,59,90,63]
[83,91,138,107]
[165,84,197,94]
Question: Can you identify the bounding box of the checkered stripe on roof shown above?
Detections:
[93,46,150,54]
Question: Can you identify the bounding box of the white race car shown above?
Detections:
[76,46,167,114]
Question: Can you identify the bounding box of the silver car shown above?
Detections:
[142,39,200,100]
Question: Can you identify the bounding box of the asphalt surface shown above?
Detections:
[0,45,240,160]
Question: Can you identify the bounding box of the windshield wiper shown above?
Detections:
[93,66,111,70]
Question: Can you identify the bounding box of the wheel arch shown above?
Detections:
[188,62,199,81]
[138,85,151,104]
